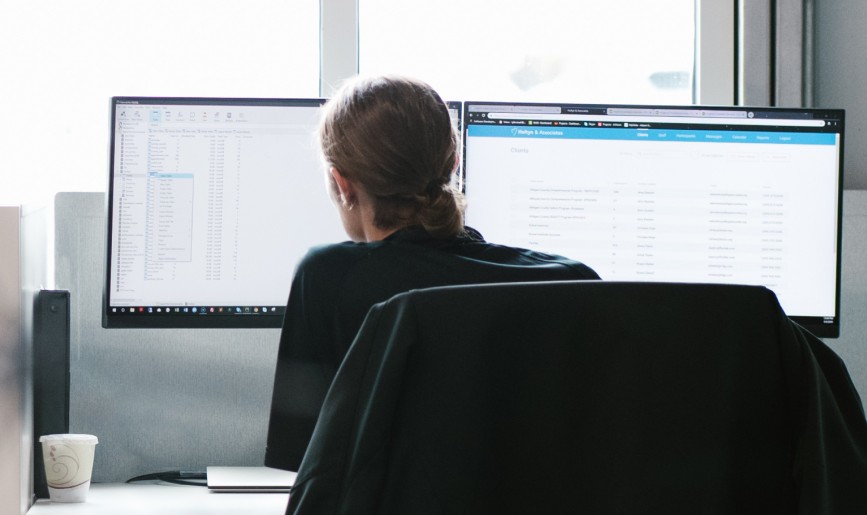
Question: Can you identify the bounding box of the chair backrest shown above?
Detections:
[287,281,867,514]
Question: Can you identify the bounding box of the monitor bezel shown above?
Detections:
[461,101,845,338]
[102,96,327,329]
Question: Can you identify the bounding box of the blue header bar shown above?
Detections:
[467,125,837,145]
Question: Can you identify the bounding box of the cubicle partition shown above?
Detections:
[840,190,867,392]
[54,193,280,483]
[0,206,30,515]
[44,191,867,484]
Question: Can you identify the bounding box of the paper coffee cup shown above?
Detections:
[39,434,99,503]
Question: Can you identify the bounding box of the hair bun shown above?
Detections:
[318,75,465,238]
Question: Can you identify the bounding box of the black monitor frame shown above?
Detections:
[461,101,844,338]
[102,96,329,329]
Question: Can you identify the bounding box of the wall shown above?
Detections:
[812,0,867,407]
[0,206,29,515]
[813,0,867,189]
[55,193,280,483]
[834,190,867,397]
[54,189,867,483]
[21,203,51,509]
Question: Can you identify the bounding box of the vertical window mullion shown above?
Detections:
[320,0,359,97]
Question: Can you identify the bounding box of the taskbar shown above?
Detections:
[108,305,284,316]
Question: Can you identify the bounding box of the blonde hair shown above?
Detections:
[318,75,465,238]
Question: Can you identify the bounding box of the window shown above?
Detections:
[0,0,319,205]
[2,0,726,206]
[358,0,695,104]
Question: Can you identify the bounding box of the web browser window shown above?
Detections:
[463,102,844,336]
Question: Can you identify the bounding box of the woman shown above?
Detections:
[265,76,599,472]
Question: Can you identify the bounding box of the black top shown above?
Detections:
[265,226,599,471]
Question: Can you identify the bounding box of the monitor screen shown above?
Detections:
[463,102,844,337]
[103,97,346,328]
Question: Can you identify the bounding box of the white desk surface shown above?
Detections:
[28,483,290,514]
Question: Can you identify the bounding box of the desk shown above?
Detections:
[28,483,290,514]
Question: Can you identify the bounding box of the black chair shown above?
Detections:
[287,281,867,514]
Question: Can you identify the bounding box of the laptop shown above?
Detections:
[206,466,296,493]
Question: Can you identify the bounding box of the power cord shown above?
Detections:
[126,470,207,487]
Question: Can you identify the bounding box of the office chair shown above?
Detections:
[286,281,867,514]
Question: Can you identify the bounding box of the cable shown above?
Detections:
[126,470,207,487]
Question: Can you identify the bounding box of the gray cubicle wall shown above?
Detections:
[839,190,867,395]
[55,192,280,483]
[56,191,867,483]
[0,206,31,515]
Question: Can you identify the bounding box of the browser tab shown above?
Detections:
[468,104,560,114]
[607,108,747,119]
[607,108,659,116]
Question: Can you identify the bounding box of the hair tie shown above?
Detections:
[425,176,449,196]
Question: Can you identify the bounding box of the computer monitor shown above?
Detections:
[103,97,346,328]
[463,102,844,338]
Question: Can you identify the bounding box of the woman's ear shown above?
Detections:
[330,167,356,208]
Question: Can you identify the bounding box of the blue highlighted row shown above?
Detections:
[467,125,837,146]
[148,172,194,179]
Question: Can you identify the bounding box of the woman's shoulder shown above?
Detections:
[456,228,601,279]
[298,240,375,272]
[484,244,601,279]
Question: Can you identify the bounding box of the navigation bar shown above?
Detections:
[468,125,837,145]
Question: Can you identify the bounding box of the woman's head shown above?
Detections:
[318,75,464,239]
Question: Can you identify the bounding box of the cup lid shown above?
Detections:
[39,434,99,444]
